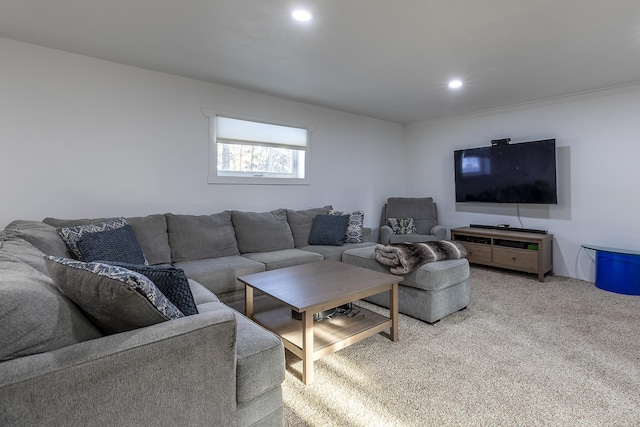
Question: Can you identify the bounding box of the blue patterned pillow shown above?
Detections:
[106,262,198,316]
[308,214,350,246]
[329,210,364,243]
[44,256,183,335]
[57,218,147,264]
[77,224,147,264]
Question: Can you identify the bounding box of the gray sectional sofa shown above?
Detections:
[0,206,375,427]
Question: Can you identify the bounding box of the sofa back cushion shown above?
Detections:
[231,209,295,253]
[165,212,240,263]
[4,220,72,258]
[126,215,173,265]
[43,214,172,265]
[286,206,332,247]
[0,235,102,361]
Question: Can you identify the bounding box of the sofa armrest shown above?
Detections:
[379,225,394,245]
[0,310,238,426]
[430,225,447,240]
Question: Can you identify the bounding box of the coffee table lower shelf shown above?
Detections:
[253,305,391,365]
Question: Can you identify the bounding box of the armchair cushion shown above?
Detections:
[385,197,438,235]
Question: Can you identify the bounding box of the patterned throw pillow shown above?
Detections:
[308,214,350,246]
[387,217,417,235]
[45,256,183,334]
[57,218,147,264]
[106,262,198,316]
[329,210,364,243]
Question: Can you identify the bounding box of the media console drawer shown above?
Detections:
[493,247,538,272]
[451,227,553,281]
[463,242,492,263]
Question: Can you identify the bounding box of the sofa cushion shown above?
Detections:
[107,262,199,316]
[286,206,332,247]
[44,217,115,228]
[4,220,71,258]
[0,232,51,276]
[189,279,220,305]
[330,209,364,243]
[125,214,173,265]
[242,249,323,270]
[308,214,350,246]
[165,212,239,263]
[301,241,377,261]
[175,255,265,295]
[76,224,147,264]
[197,302,285,404]
[43,215,172,265]
[0,236,102,361]
[231,209,294,253]
[45,257,184,334]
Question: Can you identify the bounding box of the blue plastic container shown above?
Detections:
[595,251,640,295]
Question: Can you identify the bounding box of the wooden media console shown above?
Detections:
[451,226,553,281]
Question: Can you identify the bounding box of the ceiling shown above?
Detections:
[1,0,639,124]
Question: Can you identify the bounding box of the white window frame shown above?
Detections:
[202,108,311,185]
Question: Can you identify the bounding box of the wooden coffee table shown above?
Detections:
[239,260,401,384]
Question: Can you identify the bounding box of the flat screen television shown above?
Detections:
[454,139,558,204]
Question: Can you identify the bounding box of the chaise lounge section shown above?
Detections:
[342,245,470,323]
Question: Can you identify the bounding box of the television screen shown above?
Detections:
[454,139,558,204]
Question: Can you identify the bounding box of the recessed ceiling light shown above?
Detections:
[291,9,313,22]
[449,79,463,89]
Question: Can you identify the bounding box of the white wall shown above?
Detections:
[405,85,640,281]
[6,37,636,281]
[0,38,405,234]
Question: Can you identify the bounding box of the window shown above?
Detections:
[203,109,310,185]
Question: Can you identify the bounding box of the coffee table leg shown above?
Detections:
[302,310,314,384]
[390,283,399,341]
[245,285,254,318]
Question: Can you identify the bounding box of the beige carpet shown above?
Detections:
[282,266,640,426]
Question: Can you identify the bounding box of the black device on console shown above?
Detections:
[470,224,547,234]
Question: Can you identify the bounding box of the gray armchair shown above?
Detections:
[379,197,446,244]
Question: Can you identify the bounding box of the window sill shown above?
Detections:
[207,175,310,185]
